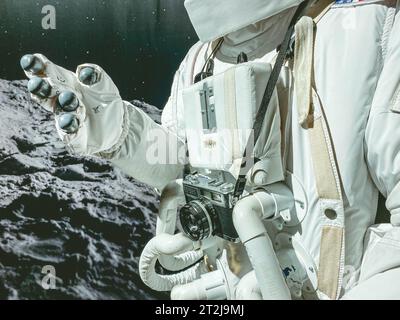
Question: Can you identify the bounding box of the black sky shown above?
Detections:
[0,0,198,108]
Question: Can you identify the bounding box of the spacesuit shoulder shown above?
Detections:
[179,41,207,86]
[161,41,206,138]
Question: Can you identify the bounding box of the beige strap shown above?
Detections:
[294,0,335,126]
[293,10,345,300]
[317,226,344,299]
[311,89,346,300]
[308,117,341,200]
[294,16,315,127]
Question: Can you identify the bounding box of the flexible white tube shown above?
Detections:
[156,180,185,235]
[139,233,208,292]
[171,270,227,300]
[233,192,291,300]
[156,180,203,271]
[171,281,208,300]
[244,236,290,299]
[235,271,262,300]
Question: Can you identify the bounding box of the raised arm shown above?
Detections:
[21,54,186,190]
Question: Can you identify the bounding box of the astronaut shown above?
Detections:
[21,0,400,300]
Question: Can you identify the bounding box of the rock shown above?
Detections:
[0,79,166,300]
[132,100,162,124]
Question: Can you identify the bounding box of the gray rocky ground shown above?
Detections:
[0,79,165,299]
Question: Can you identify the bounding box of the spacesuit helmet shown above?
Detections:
[184,0,305,43]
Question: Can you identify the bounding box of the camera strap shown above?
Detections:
[233,0,311,202]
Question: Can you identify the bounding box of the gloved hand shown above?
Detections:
[20,54,126,156]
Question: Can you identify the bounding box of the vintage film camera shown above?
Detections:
[179,169,240,242]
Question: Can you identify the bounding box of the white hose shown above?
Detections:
[233,191,292,300]
[139,233,208,292]
[156,180,185,235]
[235,271,262,300]
[155,180,204,271]
[244,236,290,299]
[171,270,227,300]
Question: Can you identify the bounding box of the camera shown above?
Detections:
[179,169,239,242]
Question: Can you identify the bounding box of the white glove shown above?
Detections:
[21,53,127,156]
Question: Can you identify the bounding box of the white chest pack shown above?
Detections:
[182,61,279,175]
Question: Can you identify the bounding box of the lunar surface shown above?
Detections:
[0,79,166,300]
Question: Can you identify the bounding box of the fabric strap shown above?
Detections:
[293,8,345,300]
[233,0,311,201]
[232,0,335,200]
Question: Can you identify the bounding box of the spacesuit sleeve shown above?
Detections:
[25,47,194,191]
[59,70,185,191]
[107,102,186,191]
[107,64,189,191]
[365,13,400,226]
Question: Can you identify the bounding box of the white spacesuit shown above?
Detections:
[22,0,400,300]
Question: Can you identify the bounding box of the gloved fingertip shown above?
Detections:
[28,77,52,99]
[58,91,80,112]
[20,54,45,75]
[78,66,99,86]
[57,113,80,134]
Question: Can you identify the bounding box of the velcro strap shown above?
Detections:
[293,12,345,300]
[308,116,341,200]
[309,91,345,300]
[317,226,344,299]
[294,16,315,127]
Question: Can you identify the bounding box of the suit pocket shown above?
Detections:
[360,224,400,282]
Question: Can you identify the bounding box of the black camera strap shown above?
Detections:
[233,0,311,202]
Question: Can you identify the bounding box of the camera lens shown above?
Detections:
[179,198,218,241]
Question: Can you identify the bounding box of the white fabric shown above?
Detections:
[172,2,400,298]
[342,224,400,299]
[184,0,304,42]
[341,268,400,300]
[213,7,298,63]
[359,224,400,282]
[182,62,283,184]
[30,0,400,299]
[24,56,126,156]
